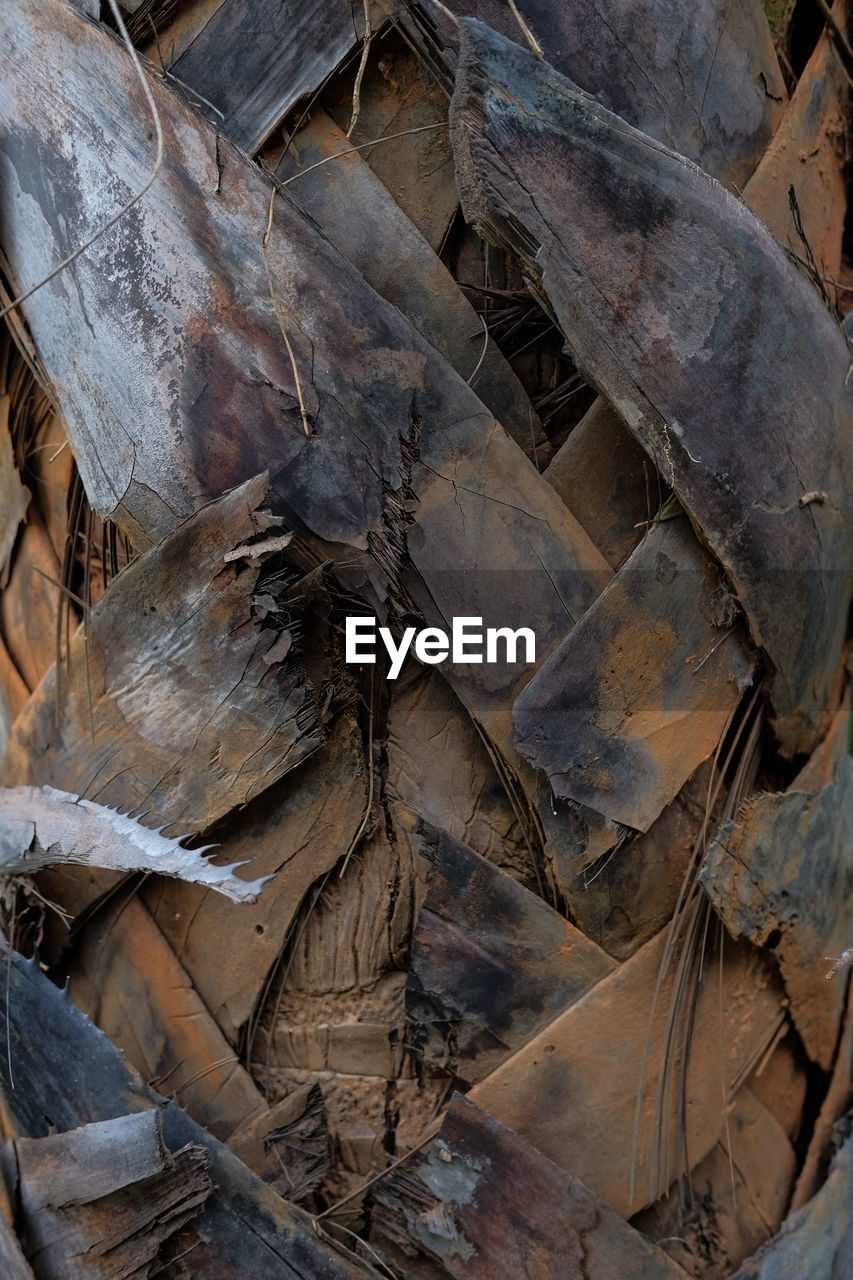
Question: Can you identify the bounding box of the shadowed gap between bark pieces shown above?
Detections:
[543,755,720,962]
[1,474,322,836]
[403,820,616,1084]
[0,0,611,747]
[788,981,853,1212]
[1,1110,211,1280]
[464,922,783,1218]
[0,393,29,592]
[0,945,383,1279]
[449,18,853,756]
[744,0,851,285]
[728,1113,853,1279]
[370,1092,691,1279]
[227,1082,330,1207]
[544,396,659,571]
[701,756,853,1071]
[316,19,460,253]
[404,0,785,188]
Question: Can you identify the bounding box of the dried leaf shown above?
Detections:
[0,784,267,902]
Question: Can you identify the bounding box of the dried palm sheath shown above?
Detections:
[0,0,609,749]
[447,19,853,760]
[0,0,851,1277]
[405,0,786,187]
[0,945,382,1279]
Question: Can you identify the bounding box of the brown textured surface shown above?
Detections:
[450,18,853,755]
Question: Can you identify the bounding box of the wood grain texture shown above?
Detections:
[1,475,322,835]
[372,1094,691,1279]
[172,0,377,155]
[4,1111,211,1280]
[450,19,853,755]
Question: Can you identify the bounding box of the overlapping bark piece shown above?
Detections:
[547,757,717,961]
[0,505,59,695]
[467,926,783,1217]
[2,1111,211,1280]
[275,107,544,459]
[545,397,655,570]
[406,821,615,1082]
[514,515,753,831]
[701,759,853,1070]
[0,944,382,1279]
[146,716,367,1043]
[227,1083,329,1206]
[0,0,609,740]
[372,1093,690,1278]
[417,0,785,186]
[633,1087,797,1278]
[321,24,460,252]
[0,784,266,900]
[745,1,850,282]
[387,666,532,884]
[2,474,322,834]
[450,19,853,755]
[170,0,381,155]
[729,1116,853,1279]
[70,894,268,1141]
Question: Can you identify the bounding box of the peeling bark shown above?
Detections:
[2,475,323,835]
